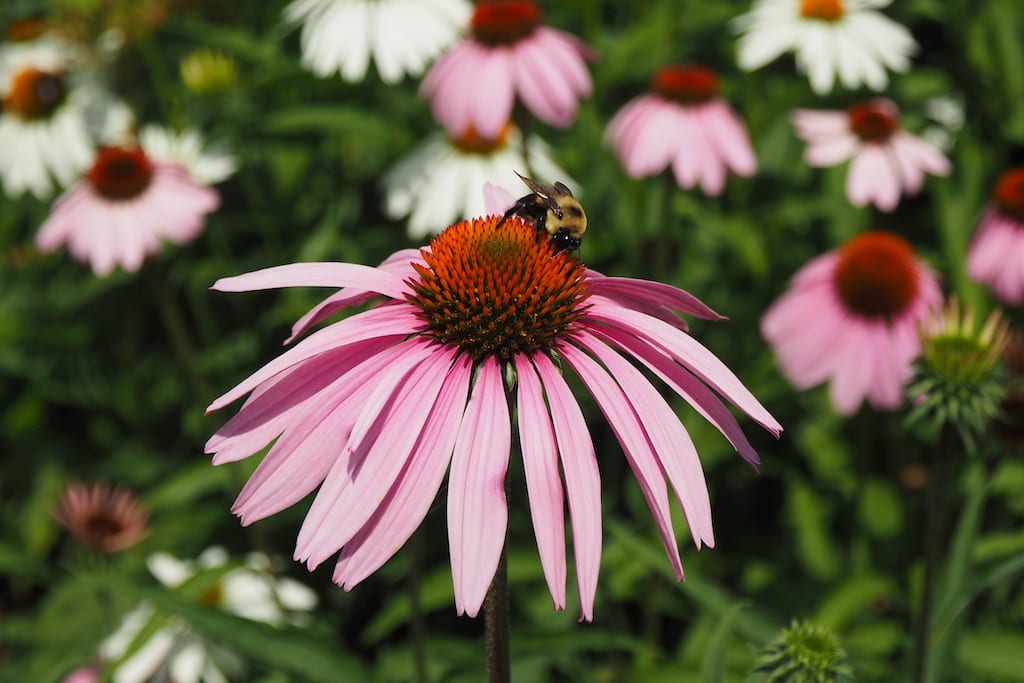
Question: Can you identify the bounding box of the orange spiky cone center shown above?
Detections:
[834,231,920,319]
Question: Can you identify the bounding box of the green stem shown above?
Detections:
[484,548,511,683]
[149,268,211,402]
[913,424,956,683]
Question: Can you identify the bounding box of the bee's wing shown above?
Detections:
[552,181,574,198]
[515,171,569,212]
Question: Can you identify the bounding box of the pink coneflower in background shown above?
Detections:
[968,168,1024,304]
[762,231,942,415]
[52,481,148,553]
[35,144,220,276]
[793,99,951,212]
[605,64,756,196]
[207,214,781,621]
[420,0,594,139]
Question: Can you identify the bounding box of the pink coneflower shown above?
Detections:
[793,99,951,212]
[52,481,149,553]
[207,215,781,621]
[968,168,1024,304]
[420,0,594,139]
[605,64,756,196]
[762,231,942,415]
[35,145,220,276]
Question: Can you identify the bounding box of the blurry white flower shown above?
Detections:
[100,548,318,683]
[383,124,572,238]
[284,0,472,83]
[733,0,917,95]
[139,125,237,185]
[0,39,103,198]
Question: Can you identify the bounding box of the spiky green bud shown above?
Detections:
[754,620,852,683]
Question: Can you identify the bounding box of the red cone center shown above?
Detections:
[6,17,48,42]
[993,168,1024,222]
[848,100,900,143]
[651,65,719,105]
[800,0,844,21]
[472,0,543,46]
[406,215,589,360]
[450,123,512,154]
[88,147,155,201]
[4,68,66,120]
[834,231,919,319]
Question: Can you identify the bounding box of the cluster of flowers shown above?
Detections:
[0,19,234,275]
[21,2,1024,679]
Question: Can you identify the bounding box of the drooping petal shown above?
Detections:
[513,354,567,611]
[294,340,450,568]
[570,332,713,549]
[557,341,685,577]
[533,353,601,622]
[447,357,512,618]
[586,297,783,436]
[333,354,472,588]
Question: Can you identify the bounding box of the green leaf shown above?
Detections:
[814,574,896,631]
[957,630,1024,682]
[700,602,744,683]
[857,480,904,539]
[787,480,841,581]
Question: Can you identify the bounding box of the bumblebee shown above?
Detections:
[497,172,587,253]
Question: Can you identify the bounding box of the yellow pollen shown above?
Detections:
[800,0,844,21]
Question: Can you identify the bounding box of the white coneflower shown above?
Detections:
[382,123,571,238]
[733,0,917,95]
[284,0,472,83]
[139,125,237,185]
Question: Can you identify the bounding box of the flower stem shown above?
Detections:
[484,547,511,683]
[913,423,955,683]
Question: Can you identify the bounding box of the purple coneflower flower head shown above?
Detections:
[762,231,942,415]
[968,168,1024,304]
[35,144,220,276]
[793,99,951,212]
[420,0,594,139]
[52,481,149,553]
[207,214,780,621]
[606,64,756,196]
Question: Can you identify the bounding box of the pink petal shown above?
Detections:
[558,341,685,577]
[212,262,409,300]
[207,337,398,463]
[513,354,567,611]
[846,145,899,211]
[585,297,783,436]
[586,272,725,323]
[206,304,422,412]
[700,100,757,177]
[533,353,601,622]
[294,341,452,568]
[593,325,761,467]
[471,48,515,139]
[231,341,414,523]
[570,331,713,549]
[332,355,473,588]
[447,357,512,618]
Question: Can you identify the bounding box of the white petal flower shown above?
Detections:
[139,125,237,185]
[99,548,318,683]
[383,125,573,238]
[0,39,111,198]
[733,0,917,94]
[284,0,472,83]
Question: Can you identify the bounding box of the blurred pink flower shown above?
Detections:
[420,0,594,139]
[207,214,780,621]
[606,64,756,196]
[52,481,148,553]
[793,99,951,212]
[762,231,942,415]
[61,664,100,683]
[968,168,1024,304]
[35,145,220,276]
